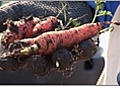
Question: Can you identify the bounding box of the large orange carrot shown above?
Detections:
[1,16,59,45]
[9,21,120,56]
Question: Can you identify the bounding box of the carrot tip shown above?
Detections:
[20,48,30,55]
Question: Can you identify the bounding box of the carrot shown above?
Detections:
[20,22,102,55]
[1,16,59,45]
[33,16,59,37]
[9,21,120,56]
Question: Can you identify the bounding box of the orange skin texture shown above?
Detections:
[20,22,102,55]
[33,16,58,36]
[2,16,58,45]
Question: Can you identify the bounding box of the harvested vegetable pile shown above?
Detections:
[0,15,99,77]
[0,15,120,77]
[0,1,120,78]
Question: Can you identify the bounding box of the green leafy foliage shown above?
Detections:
[92,0,113,23]
[71,20,80,27]
[97,10,113,17]
[95,1,106,5]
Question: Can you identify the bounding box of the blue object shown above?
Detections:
[86,1,120,22]
[117,72,120,85]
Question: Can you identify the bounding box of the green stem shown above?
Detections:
[96,14,113,17]
[92,6,99,23]
[65,14,88,27]
[60,1,67,25]
[72,14,88,22]
[99,26,114,34]
[56,3,67,18]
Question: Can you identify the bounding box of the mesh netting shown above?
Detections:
[0,1,93,31]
